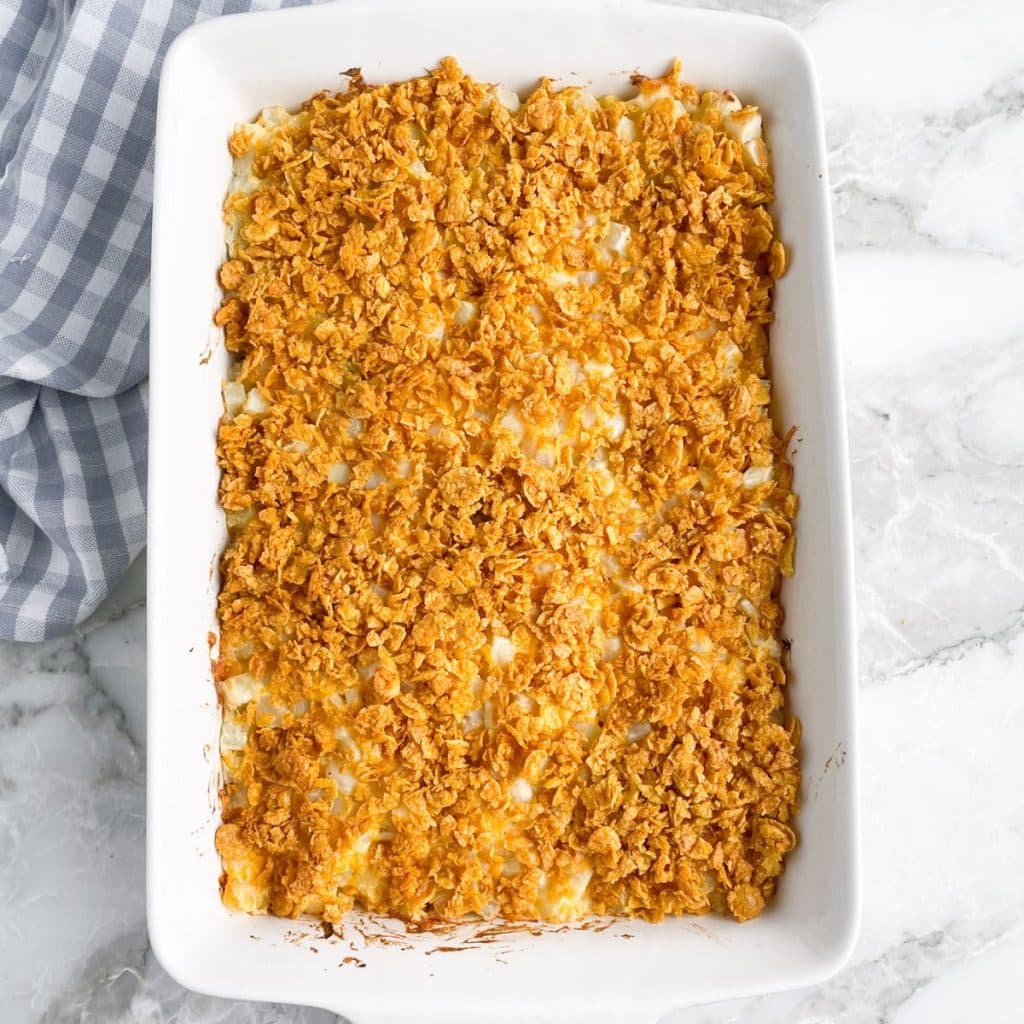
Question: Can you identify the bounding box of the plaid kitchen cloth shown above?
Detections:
[0,0,308,641]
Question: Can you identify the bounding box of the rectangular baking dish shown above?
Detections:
[147,2,858,1019]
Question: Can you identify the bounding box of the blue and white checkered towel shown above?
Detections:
[0,0,305,640]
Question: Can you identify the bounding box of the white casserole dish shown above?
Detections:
[147,2,858,1019]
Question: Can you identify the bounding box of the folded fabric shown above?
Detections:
[0,0,303,640]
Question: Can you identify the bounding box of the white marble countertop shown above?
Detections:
[3,0,1023,1020]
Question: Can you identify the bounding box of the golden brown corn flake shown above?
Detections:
[214,58,798,926]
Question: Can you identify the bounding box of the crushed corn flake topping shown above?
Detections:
[214,59,798,926]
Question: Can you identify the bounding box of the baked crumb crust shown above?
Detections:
[214,58,798,925]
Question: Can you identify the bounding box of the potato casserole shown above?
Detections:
[212,59,798,926]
